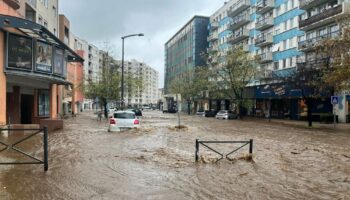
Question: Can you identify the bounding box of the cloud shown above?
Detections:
[59,0,227,87]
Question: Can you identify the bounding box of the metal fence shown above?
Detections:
[0,127,48,171]
[195,139,253,162]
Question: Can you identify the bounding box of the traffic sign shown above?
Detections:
[331,96,339,105]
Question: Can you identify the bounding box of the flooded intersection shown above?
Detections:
[0,111,349,200]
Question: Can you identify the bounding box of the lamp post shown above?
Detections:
[120,33,144,110]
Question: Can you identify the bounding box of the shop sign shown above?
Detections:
[53,48,64,75]
[7,34,33,70]
[36,41,53,73]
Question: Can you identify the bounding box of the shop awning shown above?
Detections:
[0,14,84,63]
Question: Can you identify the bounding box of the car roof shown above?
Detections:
[115,111,135,114]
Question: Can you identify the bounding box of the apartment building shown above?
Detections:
[297,0,350,122]
[22,0,59,36]
[205,0,349,122]
[117,59,159,108]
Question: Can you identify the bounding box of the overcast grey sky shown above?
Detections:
[59,0,227,87]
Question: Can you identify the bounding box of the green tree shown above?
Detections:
[211,47,258,118]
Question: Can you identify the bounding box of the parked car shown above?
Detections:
[142,105,151,110]
[108,111,140,132]
[203,110,218,117]
[196,109,205,116]
[127,109,142,117]
[215,110,237,120]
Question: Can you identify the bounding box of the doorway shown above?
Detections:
[21,94,34,124]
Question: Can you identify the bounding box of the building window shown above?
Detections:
[290,57,293,67]
[274,62,279,70]
[283,59,286,68]
[38,90,50,117]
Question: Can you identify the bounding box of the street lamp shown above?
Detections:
[120,33,144,110]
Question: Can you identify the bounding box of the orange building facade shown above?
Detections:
[0,1,83,130]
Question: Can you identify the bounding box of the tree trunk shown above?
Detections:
[187,101,191,115]
[103,100,108,119]
[306,98,313,127]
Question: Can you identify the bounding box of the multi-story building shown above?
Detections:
[164,15,209,112]
[22,0,59,36]
[205,0,349,122]
[165,16,209,94]
[117,59,159,108]
[297,0,350,122]
[0,1,83,130]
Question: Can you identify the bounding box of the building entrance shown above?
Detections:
[21,94,33,124]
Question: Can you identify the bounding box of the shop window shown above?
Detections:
[38,90,50,116]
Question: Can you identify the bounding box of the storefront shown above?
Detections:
[0,14,83,130]
[255,84,332,121]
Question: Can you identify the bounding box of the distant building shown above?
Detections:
[117,59,159,108]
[164,16,209,95]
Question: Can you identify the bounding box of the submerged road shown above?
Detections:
[0,110,349,199]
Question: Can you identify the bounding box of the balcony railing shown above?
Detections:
[255,34,273,47]
[210,21,219,30]
[256,17,274,31]
[230,13,250,30]
[256,0,274,14]
[227,0,250,17]
[296,57,330,69]
[233,43,249,52]
[259,52,273,63]
[299,0,329,10]
[299,4,343,29]
[227,28,249,44]
[298,30,340,51]
[207,32,218,42]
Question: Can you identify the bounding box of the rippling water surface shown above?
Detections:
[0,111,349,199]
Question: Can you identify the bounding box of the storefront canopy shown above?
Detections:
[0,14,84,63]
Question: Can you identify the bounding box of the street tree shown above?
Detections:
[211,47,258,118]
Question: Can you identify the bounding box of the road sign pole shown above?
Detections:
[333,105,336,129]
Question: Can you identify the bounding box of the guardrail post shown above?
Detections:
[43,126,48,171]
[195,139,199,162]
[249,139,253,154]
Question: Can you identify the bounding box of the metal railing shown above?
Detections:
[300,4,342,28]
[195,139,253,162]
[0,127,48,171]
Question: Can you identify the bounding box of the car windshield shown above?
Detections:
[218,111,227,114]
[114,113,135,119]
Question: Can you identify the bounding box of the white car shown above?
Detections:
[215,110,237,120]
[108,111,140,132]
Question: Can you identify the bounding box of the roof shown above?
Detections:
[0,14,84,63]
[165,15,209,45]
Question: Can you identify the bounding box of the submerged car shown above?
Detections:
[215,110,237,120]
[196,109,205,116]
[203,110,218,117]
[108,111,140,132]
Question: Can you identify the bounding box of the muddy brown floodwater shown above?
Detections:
[0,111,349,200]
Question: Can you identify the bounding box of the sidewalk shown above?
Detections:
[242,117,350,133]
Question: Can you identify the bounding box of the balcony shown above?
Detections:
[227,0,250,17]
[299,3,350,31]
[227,28,249,44]
[255,34,273,47]
[230,13,250,30]
[296,57,330,70]
[258,52,273,63]
[4,0,20,9]
[299,0,329,10]
[232,43,249,52]
[257,69,273,79]
[256,0,274,15]
[27,0,37,8]
[210,21,219,30]
[298,31,340,51]
[256,16,274,31]
[207,32,218,42]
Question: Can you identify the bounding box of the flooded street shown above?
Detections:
[0,110,350,200]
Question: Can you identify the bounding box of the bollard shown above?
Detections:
[195,139,199,162]
[249,139,253,154]
[43,126,48,171]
